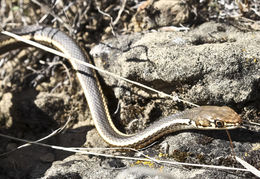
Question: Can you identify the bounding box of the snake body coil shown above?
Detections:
[0,26,242,147]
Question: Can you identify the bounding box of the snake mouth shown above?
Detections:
[224,125,241,129]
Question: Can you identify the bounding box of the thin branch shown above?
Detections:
[112,0,126,26]
[95,0,116,36]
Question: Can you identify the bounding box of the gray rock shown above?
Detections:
[91,22,259,106]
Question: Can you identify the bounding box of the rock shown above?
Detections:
[85,128,109,148]
[43,155,119,179]
[91,21,259,106]
[34,92,69,118]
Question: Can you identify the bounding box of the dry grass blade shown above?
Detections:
[235,156,260,177]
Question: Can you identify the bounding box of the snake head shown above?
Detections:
[194,106,242,129]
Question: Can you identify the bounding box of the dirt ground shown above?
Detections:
[0,0,259,178]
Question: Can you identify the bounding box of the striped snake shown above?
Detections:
[0,26,242,148]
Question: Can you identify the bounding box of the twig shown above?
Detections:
[112,0,126,26]
[95,0,116,36]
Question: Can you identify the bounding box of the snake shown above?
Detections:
[0,26,242,148]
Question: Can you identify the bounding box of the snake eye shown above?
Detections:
[215,120,224,128]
